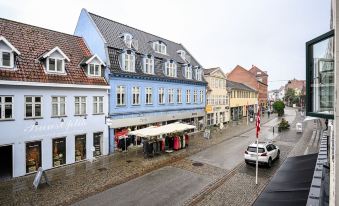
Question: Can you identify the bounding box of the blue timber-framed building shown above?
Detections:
[75,9,207,153]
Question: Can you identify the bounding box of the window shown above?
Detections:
[0,96,13,119]
[153,41,166,54]
[177,89,182,103]
[75,135,86,161]
[93,96,104,114]
[26,141,41,173]
[186,90,191,103]
[88,64,101,76]
[25,96,42,118]
[195,68,202,81]
[75,96,86,115]
[116,86,126,106]
[123,33,133,48]
[52,96,66,117]
[184,65,192,79]
[168,89,174,104]
[199,91,204,103]
[158,88,165,104]
[122,51,135,72]
[193,90,197,103]
[52,138,66,167]
[144,56,154,74]
[47,57,64,73]
[207,113,213,125]
[93,132,103,157]
[165,61,177,77]
[146,87,152,104]
[226,95,229,105]
[0,51,13,68]
[132,87,140,105]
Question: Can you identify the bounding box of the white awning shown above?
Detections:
[303,116,321,122]
[128,122,196,137]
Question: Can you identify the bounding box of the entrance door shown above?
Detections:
[0,145,12,179]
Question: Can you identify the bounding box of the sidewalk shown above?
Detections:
[0,114,276,206]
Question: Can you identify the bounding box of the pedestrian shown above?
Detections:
[325,119,328,130]
[267,110,270,118]
[273,126,274,134]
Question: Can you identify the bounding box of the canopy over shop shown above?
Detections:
[129,122,196,137]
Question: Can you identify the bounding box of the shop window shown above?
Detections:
[93,132,103,157]
[26,141,41,173]
[75,135,86,161]
[52,137,66,167]
[306,30,334,119]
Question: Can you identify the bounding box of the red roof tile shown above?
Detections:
[0,18,108,86]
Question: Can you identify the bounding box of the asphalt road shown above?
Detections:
[74,108,299,206]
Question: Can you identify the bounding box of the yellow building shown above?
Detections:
[204,68,230,126]
[226,80,258,121]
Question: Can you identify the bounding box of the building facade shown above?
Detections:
[0,18,109,178]
[204,68,230,126]
[226,80,258,121]
[227,65,268,109]
[74,9,206,153]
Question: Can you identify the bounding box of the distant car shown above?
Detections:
[244,142,280,168]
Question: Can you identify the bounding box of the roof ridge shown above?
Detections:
[0,17,83,39]
[88,12,182,47]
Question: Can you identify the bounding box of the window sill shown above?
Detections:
[159,103,165,105]
[145,104,153,106]
[131,104,141,106]
[116,105,126,107]
[24,117,43,120]
[92,113,105,115]
[51,115,67,118]
[0,118,15,121]
[74,114,87,117]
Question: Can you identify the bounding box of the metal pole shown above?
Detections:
[256,138,258,184]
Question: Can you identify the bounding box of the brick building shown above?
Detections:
[227,65,268,110]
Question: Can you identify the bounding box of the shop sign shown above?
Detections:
[205,105,213,113]
[33,167,50,190]
[213,106,221,111]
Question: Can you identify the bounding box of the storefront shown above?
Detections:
[26,141,41,173]
[52,137,66,167]
[75,135,86,161]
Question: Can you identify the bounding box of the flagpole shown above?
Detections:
[255,106,260,185]
[256,137,258,184]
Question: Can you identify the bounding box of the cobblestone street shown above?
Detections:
[0,111,276,206]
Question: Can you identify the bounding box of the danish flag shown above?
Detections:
[256,107,260,138]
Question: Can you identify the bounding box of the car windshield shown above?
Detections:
[247,146,265,153]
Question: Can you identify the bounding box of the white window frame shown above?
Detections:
[116,86,126,106]
[124,33,133,48]
[144,57,154,74]
[46,57,65,73]
[0,50,14,68]
[25,96,42,118]
[123,52,135,72]
[195,68,202,81]
[200,90,204,103]
[145,87,153,105]
[132,86,140,105]
[186,89,191,104]
[177,89,182,104]
[166,61,176,77]
[52,96,66,117]
[168,89,174,104]
[193,90,198,103]
[158,88,165,104]
[87,64,101,77]
[93,96,104,114]
[185,66,192,79]
[0,96,13,119]
[153,41,166,54]
[75,96,87,115]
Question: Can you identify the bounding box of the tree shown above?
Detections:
[273,100,285,116]
[284,88,296,106]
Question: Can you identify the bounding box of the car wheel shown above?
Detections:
[276,150,280,160]
[267,158,272,168]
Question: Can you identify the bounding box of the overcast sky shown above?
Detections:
[0,0,331,90]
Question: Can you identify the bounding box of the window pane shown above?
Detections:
[35,97,41,103]
[95,65,100,75]
[81,103,86,114]
[49,58,56,71]
[57,59,63,72]
[90,64,94,75]
[93,103,98,114]
[26,97,32,103]
[35,104,41,117]
[52,97,58,102]
[81,97,86,102]
[52,104,58,116]
[75,103,80,114]
[75,97,79,102]
[4,97,12,103]
[5,104,12,118]
[2,52,11,66]
[26,104,32,117]
[60,103,65,115]
[60,97,65,102]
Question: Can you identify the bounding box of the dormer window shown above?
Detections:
[153,41,166,55]
[0,36,20,69]
[143,55,154,74]
[194,67,202,81]
[123,33,133,48]
[165,60,177,77]
[83,54,105,77]
[42,47,69,74]
[120,50,135,72]
[184,65,192,79]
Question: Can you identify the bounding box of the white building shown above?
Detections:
[0,19,109,178]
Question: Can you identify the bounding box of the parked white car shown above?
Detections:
[244,142,280,167]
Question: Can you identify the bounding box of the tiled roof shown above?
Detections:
[0,18,108,86]
[226,80,257,92]
[203,68,219,75]
[88,11,205,84]
[249,65,268,76]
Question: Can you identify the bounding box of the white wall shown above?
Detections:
[0,85,108,177]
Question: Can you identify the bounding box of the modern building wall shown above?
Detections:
[0,85,108,177]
